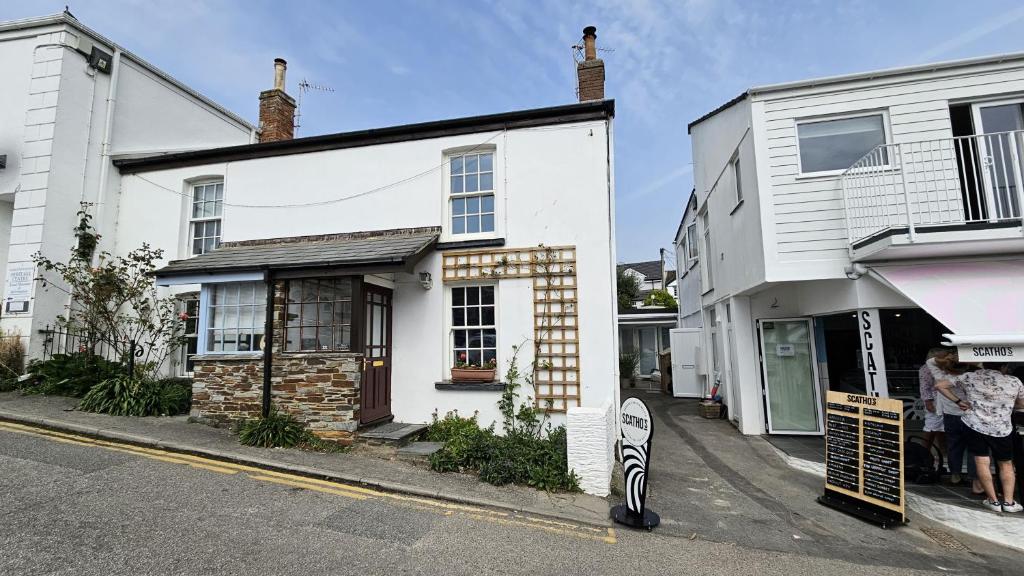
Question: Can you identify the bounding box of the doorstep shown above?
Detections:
[0,392,610,527]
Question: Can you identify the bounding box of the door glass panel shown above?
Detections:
[638,327,657,376]
[978,104,1024,219]
[762,320,820,433]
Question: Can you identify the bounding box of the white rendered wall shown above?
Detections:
[117,119,617,427]
[0,22,252,356]
[566,400,615,496]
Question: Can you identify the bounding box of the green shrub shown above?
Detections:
[237,410,307,448]
[22,353,124,397]
[79,375,191,417]
[427,411,496,473]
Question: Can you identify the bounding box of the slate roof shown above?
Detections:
[155,227,440,277]
[617,260,662,281]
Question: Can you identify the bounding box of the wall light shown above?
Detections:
[419,272,433,290]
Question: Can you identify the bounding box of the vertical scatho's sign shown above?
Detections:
[857,309,889,397]
[611,397,660,530]
[818,390,905,528]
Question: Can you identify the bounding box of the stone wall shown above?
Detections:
[191,351,362,445]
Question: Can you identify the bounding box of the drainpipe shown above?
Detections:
[93,47,122,242]
[261,269,275,417]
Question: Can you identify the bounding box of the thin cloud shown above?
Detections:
[913,5,1024,63]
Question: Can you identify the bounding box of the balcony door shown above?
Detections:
[971,100,1024,220]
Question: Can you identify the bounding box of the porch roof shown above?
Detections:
[154,227,440,281]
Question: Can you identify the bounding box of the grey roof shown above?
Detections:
[617,260,662,280]
[155,227,440,278]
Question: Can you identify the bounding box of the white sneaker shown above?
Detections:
[1002,501,1023,513]
[982,499,1003,512]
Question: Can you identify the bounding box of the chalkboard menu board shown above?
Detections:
[820,391,905,527]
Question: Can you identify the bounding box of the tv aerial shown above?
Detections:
[295,78,335,135]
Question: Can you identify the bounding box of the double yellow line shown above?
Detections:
[0,420,616,544]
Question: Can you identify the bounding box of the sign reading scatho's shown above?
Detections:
[957,344,1022,362]
[611,397,660,530]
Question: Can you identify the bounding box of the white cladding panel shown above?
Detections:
[759,61,1024,272]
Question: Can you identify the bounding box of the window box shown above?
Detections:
[450,367,497,383]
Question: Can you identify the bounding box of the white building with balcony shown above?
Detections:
[676,52,1024,436]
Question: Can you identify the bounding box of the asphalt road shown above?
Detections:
[0,422,1014,576]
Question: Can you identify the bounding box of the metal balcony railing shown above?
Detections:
[841,130,1024,245]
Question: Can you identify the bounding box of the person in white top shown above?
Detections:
[926,350,977,490]
[937,361,1024,514]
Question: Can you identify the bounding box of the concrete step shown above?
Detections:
[357,422,428,447]
[396,441,444,464]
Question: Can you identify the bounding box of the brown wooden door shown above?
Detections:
[360,283,393,425]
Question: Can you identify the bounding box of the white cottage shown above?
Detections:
[114,29,619,495]
[0,12,254,357]
[676,52,1024,436]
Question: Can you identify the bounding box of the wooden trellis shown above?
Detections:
[442,246,580,412]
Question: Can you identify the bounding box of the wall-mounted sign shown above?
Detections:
[957,344,1022,362]
[818,391,905,528]
[4,262,35,315]
[857,309,889,397]
[611,397,660,530]
[776,344,795,357]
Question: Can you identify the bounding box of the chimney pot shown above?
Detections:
[582,26,597,61]
[273,58,287,91]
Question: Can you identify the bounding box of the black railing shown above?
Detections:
[38,325,125,364]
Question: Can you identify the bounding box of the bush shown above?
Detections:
[21,353,124,397]
[238,410,307,448]
[0,332,25,380]
[644,289,678,311]
[427,410,579,492]
[79,375,191,417]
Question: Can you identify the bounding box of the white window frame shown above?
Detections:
[700,209,713,294]
[443,145,499,242]
[198,281,267,354]
[189,180,224,255]
[731,156,744,210]
[445,283,499,378]
[685,222,699,268]
[176,293,200,376]
[794,110,892,178]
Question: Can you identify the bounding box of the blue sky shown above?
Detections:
[7,0,1024,264]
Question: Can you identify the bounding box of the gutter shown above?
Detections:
[93,47,122,244]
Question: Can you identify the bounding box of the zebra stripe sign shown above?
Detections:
[611,397,660,530]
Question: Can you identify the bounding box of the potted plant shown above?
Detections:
[451,353,498,383]
[619,351,640,388]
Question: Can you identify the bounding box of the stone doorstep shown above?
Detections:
[396,442,444,465]
[358,422,428,447]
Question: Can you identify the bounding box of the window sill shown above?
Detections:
[729,199,744,215]
[192,352,263,361]
[435,381,507,391]
[278,350,361,358]
[435,237,506,251]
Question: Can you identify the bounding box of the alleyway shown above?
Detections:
[625,389,1023,574]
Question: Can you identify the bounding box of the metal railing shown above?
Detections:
[841,130,1024,245]
[38,325,125,364]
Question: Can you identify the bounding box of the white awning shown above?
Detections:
[868,259,1024,347]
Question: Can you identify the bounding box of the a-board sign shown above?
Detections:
[611,397,659,530]
[818,390,905,528]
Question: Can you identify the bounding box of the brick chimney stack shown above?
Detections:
[576,26,605,102]
[258,58,296,142]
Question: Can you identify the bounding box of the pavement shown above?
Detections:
[2,389,1023,574]
[626,388,1024,574]
[0,419,988,575]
